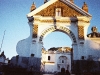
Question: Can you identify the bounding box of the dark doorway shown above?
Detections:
[61,68,65,73]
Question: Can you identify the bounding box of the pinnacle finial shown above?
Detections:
[30,2,36,12]
[82,2,88,12]
[70,0,74,3]
[44,0,48,4]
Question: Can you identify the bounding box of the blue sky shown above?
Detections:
[0,0,100,59]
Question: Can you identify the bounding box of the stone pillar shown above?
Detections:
[28,20,38,57]
[28,56,41,72]
[30,39,38,57]
[37,41,43,58]
[77,17,91,59]
[72,44,79,60]
[27,16,42,72]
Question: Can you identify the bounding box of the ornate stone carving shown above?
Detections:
[34,17,90,23]
[78,26,84,39]
[39,26,76,43]
[39,27,56,41]
[33,25,38,38]
[35,1,83,17]
[56,20,71,23]
[34,18,40,22]
[78,20,90,23]
[34,18,71,23]
[40,20,54,23]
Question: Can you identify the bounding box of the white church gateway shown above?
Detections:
[14,0,100,74]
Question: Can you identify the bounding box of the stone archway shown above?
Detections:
[39,26,75,72]
[39,26,77,44]
[15,0,92,73]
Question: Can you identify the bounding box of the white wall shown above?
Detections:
[42,52,71,73]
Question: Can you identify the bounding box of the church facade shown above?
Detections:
[15,0,100,74]
[41,47,72,73]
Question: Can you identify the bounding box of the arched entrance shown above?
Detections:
[39,26,75,73]
[61,68,65,73]
[43,31,72,49]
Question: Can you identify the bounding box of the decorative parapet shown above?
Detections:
[33,17,72,24]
